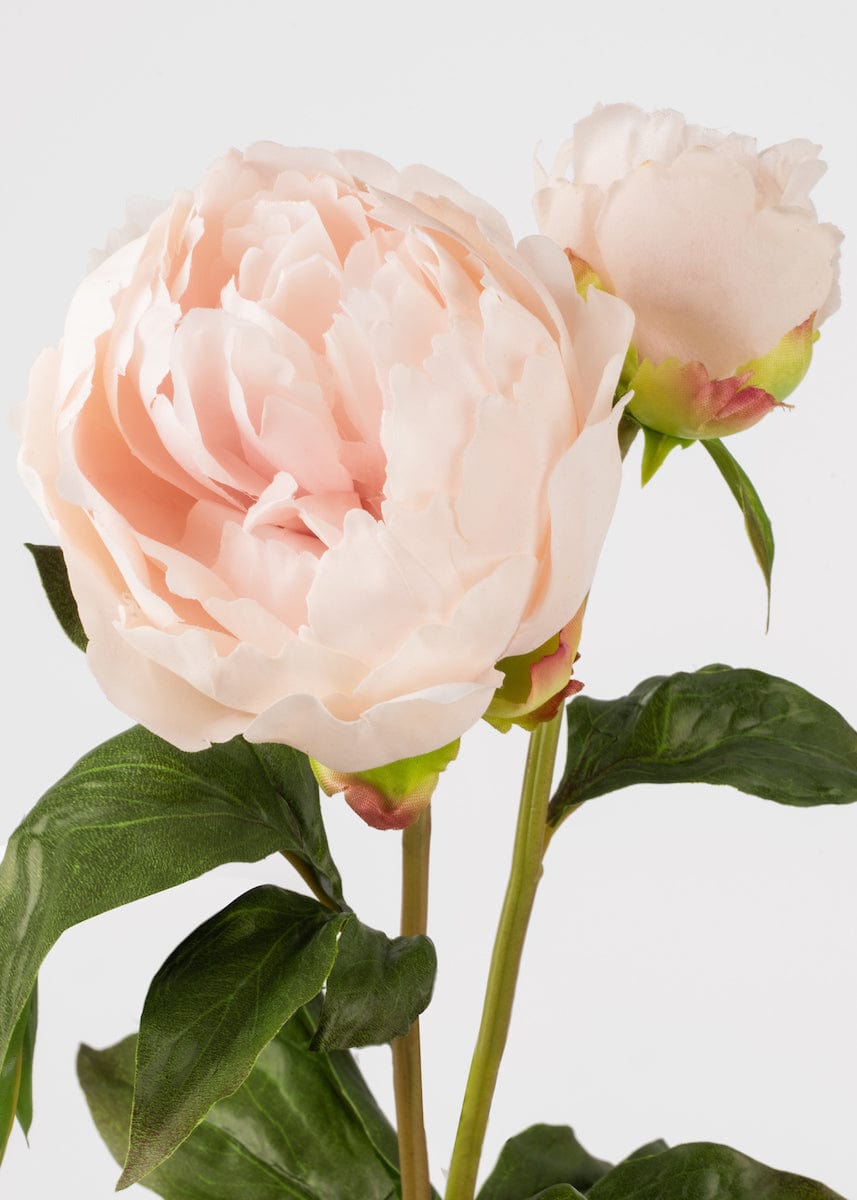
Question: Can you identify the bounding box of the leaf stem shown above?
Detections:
[392,807,432,1200]
[444,710,563,1200]
[279,850,340,912]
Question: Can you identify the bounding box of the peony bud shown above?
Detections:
[534,104,841,450]
[484,605,585,733]
[312,741,459,831]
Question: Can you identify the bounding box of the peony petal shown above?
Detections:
[245,680,494,773]
[596,150,840,375]
[508,407,624,654]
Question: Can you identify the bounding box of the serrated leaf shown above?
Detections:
[477,1124,612,1200]
[79,1002,405,1199]
[587,1141,844,1199]
[120,886,347,1189]
[551,665,857,826]
[312,920,436,1050]
[0,728,342,1083]
[0,985,37,1165]
[24,543,87,650]
[703,438,775,627]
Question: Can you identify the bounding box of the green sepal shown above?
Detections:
[354,739,459,804]
[477,1124,612,1200]
[313,740,459,831]
[551,664,857,827]
[25,542,87,650]
[79,1001,416,1200]
[0,727,343,1085]
[703,438,775,628]
[587,1141,845,1199]
[640,427,691,485]
[616,411,640,460]
[738,319,818,403]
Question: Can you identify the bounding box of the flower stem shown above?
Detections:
[444,710,563,1200]
[392,807,433,1200]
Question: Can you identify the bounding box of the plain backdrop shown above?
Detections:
[1,2,856,1196]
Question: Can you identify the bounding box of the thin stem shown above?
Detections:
[279,851,339,912]
[392,807,432,1200]
[445,711,564,1200]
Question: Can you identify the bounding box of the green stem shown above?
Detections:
[279,850,339,912]
[445,711,563,1200]
[392,807,432,1200]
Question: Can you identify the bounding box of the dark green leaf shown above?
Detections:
[25,543,87,650]
[619,1139,668,1164]
[527,1189,587,1200]
[477,1124,612,1200]
[13,981,36,1138]
[703,438,775,627]
[79,1002,405,1200]
[0,985,37,1165]
[588,1142,844,1199]
[313,920,436,1050]
[551,665,857,826]
[120,886,347,1189]
[247,742,345,910]
[0,727,342,1081]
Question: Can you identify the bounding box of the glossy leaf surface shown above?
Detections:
[588,1142,844,1199]
[79,1003,405,1199]
[552,665,857,825]
[0,728,340,1075]
[478,1124,612,1200]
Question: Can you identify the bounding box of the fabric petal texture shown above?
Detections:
[21,144,633,811]
[534,103,842,443]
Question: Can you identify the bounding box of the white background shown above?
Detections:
[1,1,856,1196]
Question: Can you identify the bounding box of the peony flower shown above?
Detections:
[20,144,632,806]
[534,104,842,443]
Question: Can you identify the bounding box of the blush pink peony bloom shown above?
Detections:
[20,144,632,784]
[534,104,842,442]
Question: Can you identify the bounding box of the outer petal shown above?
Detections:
[508,405,625,655]
[244,681,494,773]
[561,103,715,189]
[595,150,840,376]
